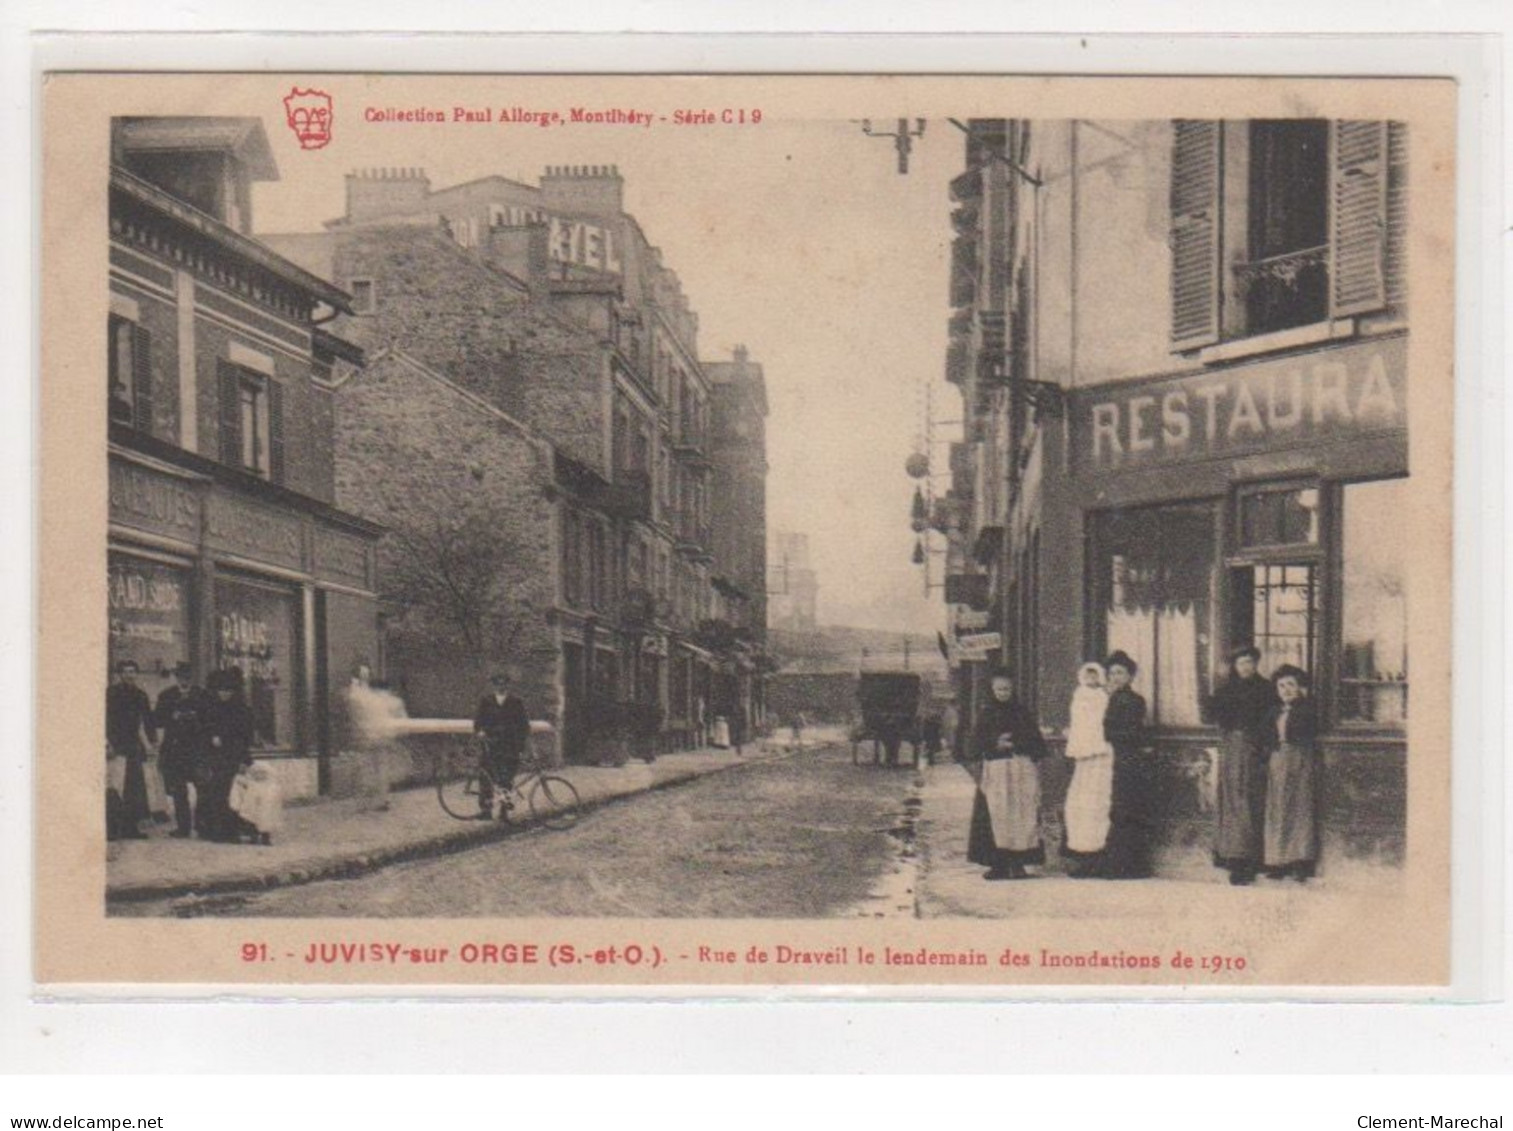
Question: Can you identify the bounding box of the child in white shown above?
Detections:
[228,761,284,846]
[1063,662,1114,857]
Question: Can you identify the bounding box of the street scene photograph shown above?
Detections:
[26,71,1449,991]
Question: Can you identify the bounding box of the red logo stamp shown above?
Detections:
[283,87,334,150]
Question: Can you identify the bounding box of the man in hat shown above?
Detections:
[202,667,257,842]
[106,659,158,839]
[473,670,531,819]
[154,661,210,838]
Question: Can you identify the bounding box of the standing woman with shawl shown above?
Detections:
[1062,662,1114,877]
[1208,645,1279,885]
[1263,664,1321,881]
[965,668,1048,880]
[1100,651,1155,879]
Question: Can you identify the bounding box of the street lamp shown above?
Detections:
[859,118,927,174]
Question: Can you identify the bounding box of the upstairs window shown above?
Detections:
[1170,119,1395,351]
[218,361,285,482]
[108,314,153,432]
[1242,120,1331,335]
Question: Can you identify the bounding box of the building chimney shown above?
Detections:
[344,167,432,223]
[733,344,749,365]
[539,163,624,217]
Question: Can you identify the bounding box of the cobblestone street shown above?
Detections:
[117,742,921,919]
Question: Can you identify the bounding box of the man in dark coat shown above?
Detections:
[1208,645,1279,885]
[202,668,257,842]
[154,661,210,838]
[965,668,1049,880]
[106,660,157,839]
[1100,651,1155,880]
[473,670,532,818]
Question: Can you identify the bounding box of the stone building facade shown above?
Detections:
[267,163,768,757]
[106,117,381,801]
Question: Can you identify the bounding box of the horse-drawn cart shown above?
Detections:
[851,670,924,768]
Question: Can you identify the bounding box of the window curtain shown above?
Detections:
[1157,603,1202,726]
[1106,606,1156,706]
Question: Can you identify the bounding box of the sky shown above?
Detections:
[252,107,965,635]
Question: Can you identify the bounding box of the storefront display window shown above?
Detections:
[108,555,191,702]
[1339,479,1408,725]
[214,574,300,751]
[1092,502,1216,727]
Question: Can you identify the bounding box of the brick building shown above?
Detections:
[106,117,381,801]
[940,118,1410,863]
[267,163,766,756]
[704,345,771,738]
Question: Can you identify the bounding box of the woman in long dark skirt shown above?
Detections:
[1099,651,1155,880]
[965,668,1048,880]
[1263,664,1321,881]
[1208,646,1279,885]
[202,668,258,844]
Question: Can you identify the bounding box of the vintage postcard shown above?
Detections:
[37,71,1455,993]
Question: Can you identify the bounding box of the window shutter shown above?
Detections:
[218,361,241,467]
[1383,121,1407,310]
[1330,120,1389,317]
[131,325,153,434]
[268,379,286,484]
[1170,121,1224,350]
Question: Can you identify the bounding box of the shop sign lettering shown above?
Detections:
[205,494,305,569]
[108,460,200,540]
[956,632,1002,652]
[109,564,184,614]
[219,610,281,682]
[549,217,622,274]
[1079,337,1406,471]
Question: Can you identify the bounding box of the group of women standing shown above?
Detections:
[964,646,1320,885]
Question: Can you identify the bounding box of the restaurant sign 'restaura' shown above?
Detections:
[1076,336,1406,471]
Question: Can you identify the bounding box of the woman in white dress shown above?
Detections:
[1062,662,1114,877]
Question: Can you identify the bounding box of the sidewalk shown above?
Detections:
[106,741,795,903]
[915,759,1402,921]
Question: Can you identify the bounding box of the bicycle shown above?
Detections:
[436,738,582,830]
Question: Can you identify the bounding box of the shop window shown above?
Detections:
[218,361,285,482]
[108,314,153,431]
[108,555,191,703]
[589,648,620,707]
[1237,484,1320,548]
[1092,502,1216,727]
[1339,479,1407,725]
[214,574,300,752]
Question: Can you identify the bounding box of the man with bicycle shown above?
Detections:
[473,670,532,819]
